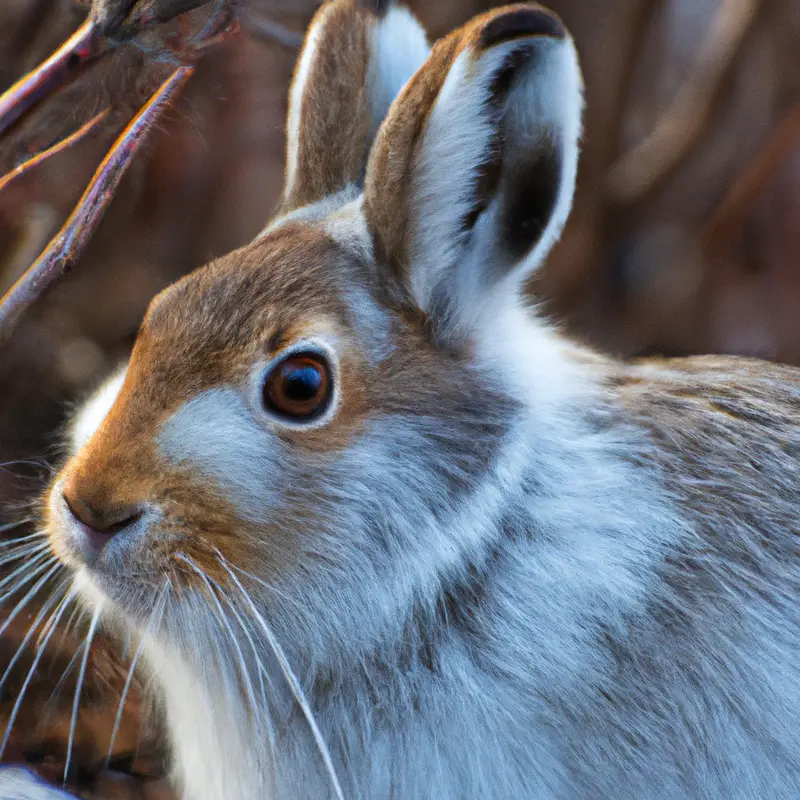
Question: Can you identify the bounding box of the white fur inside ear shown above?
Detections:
[408,34,584,335]
[500,36,583,286]
[282,2,428,221]
[367,6,429,135]
[70,368,127,454]
[408,48,495,314]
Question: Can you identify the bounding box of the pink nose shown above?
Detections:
[63,490,142,551]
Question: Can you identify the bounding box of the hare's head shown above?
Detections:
[45,1,583,663]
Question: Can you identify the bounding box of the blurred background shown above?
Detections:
[0,0,799,795]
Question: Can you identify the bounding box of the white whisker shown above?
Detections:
[60,602,88,648]
[0,542,50,570]
[0,460,51,472]
[221,592,274,698]
[0,547,54,602]
[64,602,102,784]
[0,526,42,544]
[0,579,71,697]
[220,556,299,610]
[0,583,75,759]
[211,575,278,763]
[105,581,170,768]
[0,538,48,555]
[0,559,62,641]
[0,519,35,535]
[46,645,82,711]
[104,636,146,767]
[217,557,345,800]
[36,587,74,650]
[177,555,265,731]
[120,630,133,662]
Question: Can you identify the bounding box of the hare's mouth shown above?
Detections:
[45,477,172,610]
[48,478,156,562]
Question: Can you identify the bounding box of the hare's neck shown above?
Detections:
[143,638,270,800]
[146,421,680,800]
[143,333,684,800]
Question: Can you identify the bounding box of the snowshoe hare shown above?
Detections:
[40,1,800,798]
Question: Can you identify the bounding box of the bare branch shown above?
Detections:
[607,0,761,204]
[0,108,112,194]
[0,19,104,138]
[0,67,193,347]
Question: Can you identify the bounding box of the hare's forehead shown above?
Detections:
[97,220,392,425]
[71,229,387,509]
[143,221,383,358]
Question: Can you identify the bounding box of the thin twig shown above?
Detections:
[0,66,194,347]
[0,108,112,194]
[0,19,103,138]
[243,10,304,48]
[701,106,800,253]
[607,0,761,203]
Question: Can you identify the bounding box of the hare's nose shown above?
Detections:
[63,489,143,551]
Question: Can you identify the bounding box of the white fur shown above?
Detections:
[283,2,333,201]
[143,633,263,800]
[367,6,429,136]
[506,37,582,283]
[408,49,488,312]
[157,388,281,520]
[110,390,686,800]
[282,3,428,214]
[409,35,583,337]
[69,367,126,451]
[0,767,75,799]
[261,186,360,238]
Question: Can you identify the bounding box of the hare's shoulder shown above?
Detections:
[584,355,800,789]
[610,353,800,441]
[607,353,799,568]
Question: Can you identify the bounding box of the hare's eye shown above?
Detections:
[262,352,331,421]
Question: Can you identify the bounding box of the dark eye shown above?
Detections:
[262,351,332,421]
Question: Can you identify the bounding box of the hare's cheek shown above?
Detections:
[157,387,282,520]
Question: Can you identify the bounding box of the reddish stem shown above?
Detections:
[0,108,112,194]
[0,19,103,138]
[0,67,194,347]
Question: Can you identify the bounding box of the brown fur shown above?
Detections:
[50,186,520,590]
[53,225,380,583]
[363,31,460,276]
[611,353,800,534]
[279,0,376,214]
[51,0,799,655]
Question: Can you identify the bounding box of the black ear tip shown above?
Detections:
[480,7,566,49]
[354,0,393,17]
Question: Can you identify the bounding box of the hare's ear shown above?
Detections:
[278,0,429,216]
[364,5,583,340]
